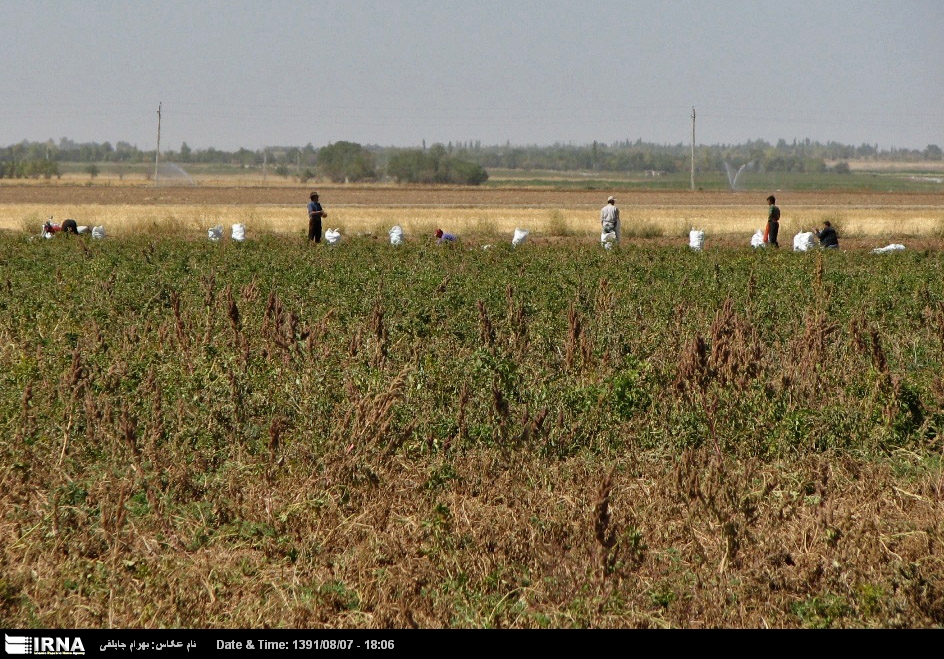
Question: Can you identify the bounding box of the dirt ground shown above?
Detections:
[3,183,944,210]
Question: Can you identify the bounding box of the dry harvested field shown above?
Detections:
[5,182,944,208]
[2,183,944,249]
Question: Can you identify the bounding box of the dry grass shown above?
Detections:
[3,201,943,242]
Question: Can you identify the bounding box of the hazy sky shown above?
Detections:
[3,0,942,152]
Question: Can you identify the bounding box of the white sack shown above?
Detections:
[512,227,530,247]
[793,231,816,252]
[389,225,403,246]
[325,228,342,245]
[208,225,223,242]
[751,229,765,248]
[871,244,906,254]
[91,226,106,240]
[601,231,617,250]
[232,223,246,242]
[689,228,705,251]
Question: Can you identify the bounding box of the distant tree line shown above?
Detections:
[1,135,941,183]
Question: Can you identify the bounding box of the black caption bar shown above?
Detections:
[3,630,411,655]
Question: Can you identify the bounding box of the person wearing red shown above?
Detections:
[435,228,457,244]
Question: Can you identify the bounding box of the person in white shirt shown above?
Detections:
[600,195,620,246]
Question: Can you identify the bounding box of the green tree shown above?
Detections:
[86,164,99,180]
[386,150,431,183]
[234,148,256,167]
[386,147,487,185]
[450,159,488,185]
[317,141,377,183]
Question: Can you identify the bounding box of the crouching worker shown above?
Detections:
[814,221,839,249]
[61,219,79,235]
[435,229,457,244]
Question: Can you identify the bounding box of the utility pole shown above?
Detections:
[154,102,162,187]
[690,106,696,192]
[263,149,267,185]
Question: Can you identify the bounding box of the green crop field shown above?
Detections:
[0,227,942,628]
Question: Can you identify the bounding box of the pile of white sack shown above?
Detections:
[208,224,247,242]
[41,221,105,239]
[324,228,342,245]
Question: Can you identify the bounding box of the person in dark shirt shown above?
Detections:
[814,220,839,249]
[764,195,780,248]
[307,191,328,243]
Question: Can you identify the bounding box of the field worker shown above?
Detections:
[307,191,328,243]
[763,195,780,248]
[600,195,620,244]
[42,219,62,237]
[435,228,457,244]
[61,218,79,235]
[814,220,839,249]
